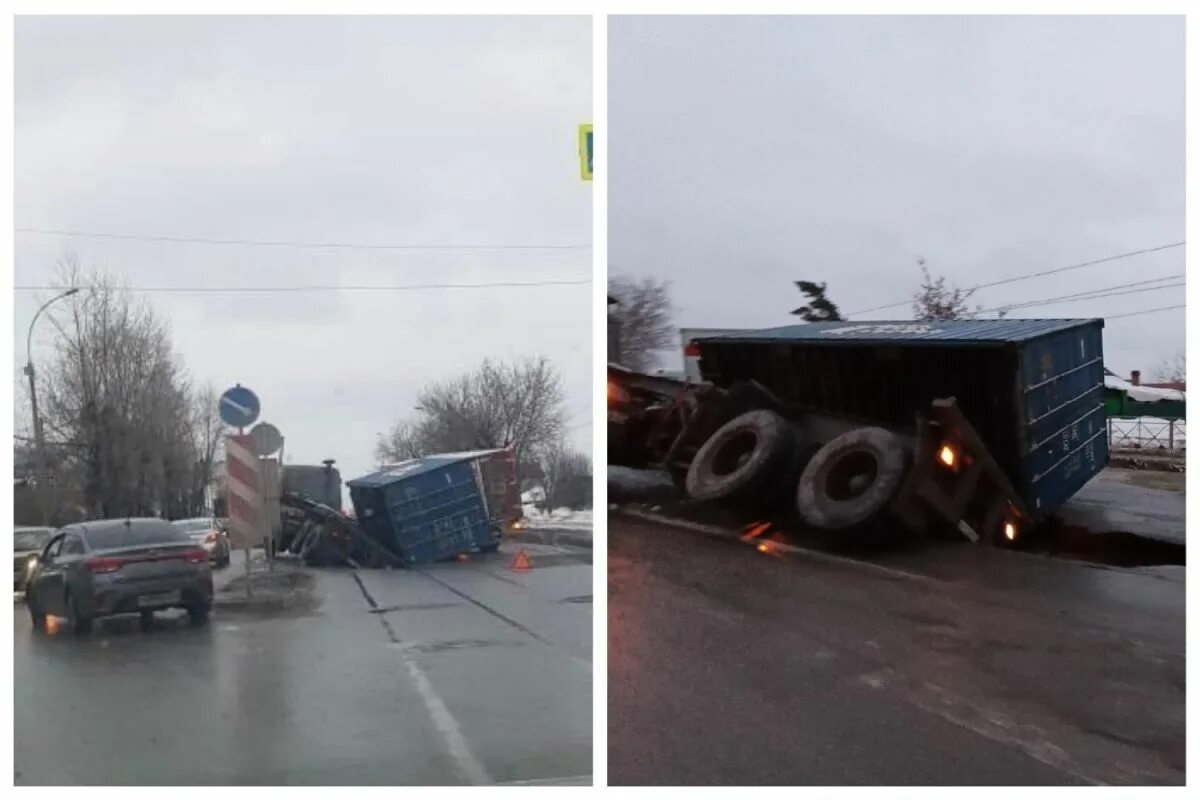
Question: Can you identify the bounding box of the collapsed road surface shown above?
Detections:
[608,514,1184,786]
[14,537,592,786]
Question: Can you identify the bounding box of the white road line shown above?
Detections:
[354,572,492,785]
[497,774,593,785]
[619,508,936,586]
[401,655,492,785]
[856,669,1105,785]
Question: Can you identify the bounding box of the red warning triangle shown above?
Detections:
[510,549,532,571]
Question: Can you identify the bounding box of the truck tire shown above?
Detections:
[685,410,796,502]
[795,427,909,531]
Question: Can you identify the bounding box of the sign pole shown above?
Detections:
[219,386,262,599]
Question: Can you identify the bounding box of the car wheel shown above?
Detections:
[66,592,93,636]
[685,409,798,502]
[795,427,910,531]
[139,610,155,630]
[187,603,210,627]
[28,595,47,633]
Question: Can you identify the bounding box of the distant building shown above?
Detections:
[1127,369,1185,393]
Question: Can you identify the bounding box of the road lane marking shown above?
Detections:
[497,774,593,785]
[351,571,493,785]
[618,508,936,586]
[415,568,592,671]
[402,656,492,785]
[857,668,1111,785]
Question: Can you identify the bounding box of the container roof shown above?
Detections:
[348,449,507,488]
[699,318,1103,345]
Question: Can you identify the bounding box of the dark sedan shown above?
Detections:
[14,526,56,592]
[25,518,213,635]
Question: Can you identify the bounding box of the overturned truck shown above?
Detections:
[609,319,1109,545]
[281,448,523,567]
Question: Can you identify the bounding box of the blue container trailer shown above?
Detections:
[608,318,1109,545]
[348,452,511,565]
[696,319,1108,518]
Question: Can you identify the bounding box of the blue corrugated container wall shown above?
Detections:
[695,319,1109,518]
[348,456,499,565]
[1016,322,1108,515]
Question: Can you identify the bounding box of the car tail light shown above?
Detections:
[184,548,209,564]
[205,532,218,544]
[684,340,701,357]
[85,557,125,574]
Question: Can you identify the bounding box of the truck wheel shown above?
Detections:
[686,410,796,502]
[796,427,909,530]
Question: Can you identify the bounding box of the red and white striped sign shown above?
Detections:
[225,434,263,550]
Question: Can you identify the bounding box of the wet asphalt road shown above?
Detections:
[14,539,592,786]
[608,516,1184,786]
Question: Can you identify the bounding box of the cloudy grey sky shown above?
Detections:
[15,16,592,490]
[610,15,1185,378]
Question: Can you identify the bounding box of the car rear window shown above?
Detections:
[82,521,190,551]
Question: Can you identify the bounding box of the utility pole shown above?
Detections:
[25,287,80,524]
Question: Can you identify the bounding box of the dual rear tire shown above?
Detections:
[685,411,909,532]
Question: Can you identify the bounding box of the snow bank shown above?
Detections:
[1105,375,1185,403]
[520,505,593,530]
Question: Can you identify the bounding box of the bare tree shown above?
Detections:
[39,258,202,520]
[190,383,228,514]
[538,442,592,510]
[911,259,979,320]
[790,280,843,321]
[1153,352,1186,385]
[376,356,567,468]
[540,441,590,510]
[607,276,674,371]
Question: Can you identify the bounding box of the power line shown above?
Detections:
[845,241,1186,317]
[15,226,592,252]
[13,278,591,294]
[1104,304,1185,320]
[979,276,1185,315]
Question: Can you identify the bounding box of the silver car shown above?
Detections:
[171,517,232,567]
[14,526,55,592]
[25,518,214,635]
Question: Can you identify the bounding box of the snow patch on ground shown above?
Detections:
[520,505,593,530]
[608,465,676,490]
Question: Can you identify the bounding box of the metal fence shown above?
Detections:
[1107,416,1186,453]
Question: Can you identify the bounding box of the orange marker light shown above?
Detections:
[742,521,772,542]
[757,542,770,553]
[939,445,957,468]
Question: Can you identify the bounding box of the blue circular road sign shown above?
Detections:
[219,384,261,428]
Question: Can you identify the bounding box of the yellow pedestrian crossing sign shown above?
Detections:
[579,123,592,181]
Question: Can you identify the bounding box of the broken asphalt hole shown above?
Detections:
[1035,523,1185,568]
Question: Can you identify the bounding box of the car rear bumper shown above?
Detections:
[87,575,213,618]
